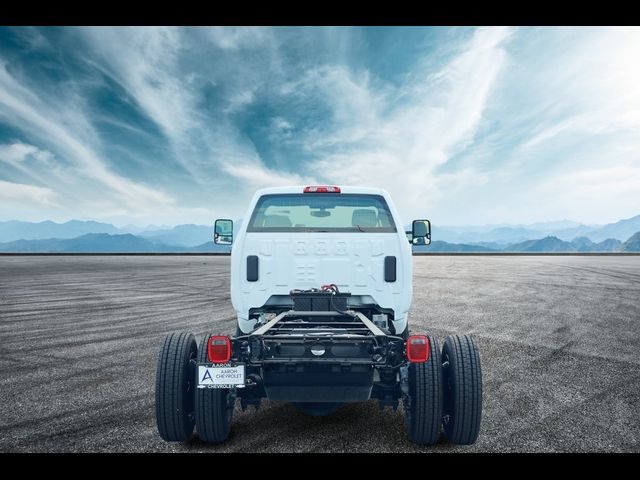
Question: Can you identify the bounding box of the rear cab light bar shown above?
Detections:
[303,185,341,193]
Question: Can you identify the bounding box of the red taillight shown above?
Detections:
[407,335,430,363]
[207,336,231,363]
[303,185,341,193]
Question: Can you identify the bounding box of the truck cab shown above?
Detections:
[221,185,429,337]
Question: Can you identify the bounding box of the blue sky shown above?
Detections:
[0,26,639,227]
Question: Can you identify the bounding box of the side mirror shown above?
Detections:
[214,219,233,245]
[411,219,431,246]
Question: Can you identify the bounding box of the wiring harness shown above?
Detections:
[289,284,352,316]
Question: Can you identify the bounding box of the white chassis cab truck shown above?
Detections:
[155,185,482,446]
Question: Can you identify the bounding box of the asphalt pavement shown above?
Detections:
[0,255,638,452]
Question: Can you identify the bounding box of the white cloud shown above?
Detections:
[2,26,639,227]
[0,142,54,165]
[297,27,513,223]
[456,27,640,225]
[224,89,255,114]
[272,117,293,132]
[81,28,194,142]
[520,117,581,151]
[79,27,282,185]
[282,65,388,149]
[533,165,640,223]
[269,116,294,140]
[207,27,271,50]
[0,180,59,206]
[223,162,316,189]
[0,61,175,214]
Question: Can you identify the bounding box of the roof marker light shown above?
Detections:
[303,185,341,193]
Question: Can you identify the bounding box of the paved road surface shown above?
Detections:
[0,255,638,452]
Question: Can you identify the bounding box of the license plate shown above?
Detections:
[197,364,245,389]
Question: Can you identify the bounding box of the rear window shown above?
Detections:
[246,194,397,233]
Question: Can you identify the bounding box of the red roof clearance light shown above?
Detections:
[303,185,341,193]
[207,335,231,363]
[407,335,430,363]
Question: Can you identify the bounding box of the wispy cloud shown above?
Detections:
[0,26,639,225]
[0,142,54,167]
[223,162,316,189]
[0,58,175,214]
[297,27,512,222]
[0,180,59,206]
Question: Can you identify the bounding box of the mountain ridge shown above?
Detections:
[1,217,640,252]
[0,232,636,253]
[433,214,640,244]
[0,233,231,253]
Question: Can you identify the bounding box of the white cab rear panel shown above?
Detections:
[230,186,412,334]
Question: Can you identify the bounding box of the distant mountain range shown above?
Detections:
[415,235,638,252]
[420,241,496,252]
[0,233,231,253]
[137,224,215,247]
[622,232,640,252]
[434,214,640,245]
[0,220,122,242]
[0,220,216,246]
[0,220,244,247]
[0,217,639,253]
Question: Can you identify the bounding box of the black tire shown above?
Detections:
[155,331,197,442]
[195,333,234,443]
[404,335,443,445]
[441,334,482,445]
[293,402,342,416]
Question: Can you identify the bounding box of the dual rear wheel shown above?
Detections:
[155,332,197,441]
[155,331,482,446]
[194,333,234,443]
[155,331,233,443]
[404,334,482,445]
